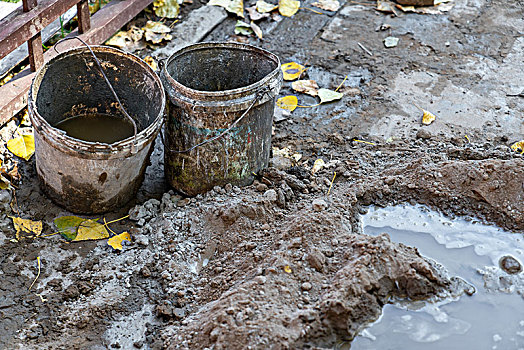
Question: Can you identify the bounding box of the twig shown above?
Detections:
[299,7,326,14]
[29,257,41,291]
[353,139,376,146]
[358,42,373,56]
[327,172,337,195]
[335,75,348,92]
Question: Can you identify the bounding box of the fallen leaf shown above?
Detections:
[143,20,173,44]
[144,56,158,71]
[105,30,147,51]
[317,88,343,103]
[291,79,319,96]
[7,163,20,181]
[384,36,399,48]
[108,231,132,250]
[54,215,86,241]
[272,147,302,162]
[510,141,524,154]
[11,217,42,240]
[250,21,263,39]
[394,0,432,5]
[144,21,172,33]
[376,0,397,13]
[246,5,270,20]
[415,105,437,125]
[256,0,278,12]
[284,265,292,273]
[0,175,10,190]
[396,1,454,14]
[312,0,340,11]
[74,219,110,242]
[7,134,35,161]
[234,20,253,35]
[276,95,298,111]
[281,62,306,81]
[279,0,300,16]
[311,158,325,174]
[128,26,145,41]
[153,0,180,18]
[209,0,245,17]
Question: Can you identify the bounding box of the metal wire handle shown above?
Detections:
[164,86,271,154]
[54,37,138,153]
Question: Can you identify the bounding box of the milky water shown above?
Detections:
[352,205,524,350]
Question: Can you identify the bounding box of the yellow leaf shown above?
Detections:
[144,21,172,33]
[291,79,319,96]
[73,219,109,242]
[284,265,292,273]
[311,158,325,174]
[209,0,245,17]
[511,141,524,154]
[144,56,158,71]
[153,0,180,18]
[278,0,300,16]
[7,134,35,161]
[276,95,298,111]
[11,217,42,240]
[415,105,437,125]
[281,62,306,81]
[317,88,343,103]
[108,231,132,250]
[256,0,278,12]
[311,0,340,11]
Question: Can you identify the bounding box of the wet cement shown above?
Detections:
[353,205,524,350]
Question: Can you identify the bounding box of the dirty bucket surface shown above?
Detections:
[161,42,282,196]
[29,46,165,213]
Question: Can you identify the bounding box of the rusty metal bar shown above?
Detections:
[0,0,155,126]
[0,0,82,60]
[76,0,91,34]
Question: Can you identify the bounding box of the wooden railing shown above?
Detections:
[0,0,153,125]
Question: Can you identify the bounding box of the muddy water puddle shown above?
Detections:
[54,113,135,143]
[352,205,524,350]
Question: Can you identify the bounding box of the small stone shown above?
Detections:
[256,183,268,192]
[133,340,144,348]
[254,275,266,284]
[224,183,233,193]
[263,189,277,202]
[0,190,12,204]
[312,198,328,212]
[177,198,190,207]
[499,255,522,274]
[301,282,312,291]
[384,176,395,185]
[306,248,326,272]
[141,266,152,277]
[270,155,292,170]
[135,234,150,246]
[416,128,432,140]
[173,308,186,319]
[261,223,271,231]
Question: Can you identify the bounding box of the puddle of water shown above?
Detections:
[352,205,524,350]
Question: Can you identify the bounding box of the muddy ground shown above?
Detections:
[1,0,523,348]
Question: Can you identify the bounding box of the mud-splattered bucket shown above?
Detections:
[160,42,282,196]
[29,45,165,213]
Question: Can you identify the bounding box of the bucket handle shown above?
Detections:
[54,37,138,154]
[162,86,271,154]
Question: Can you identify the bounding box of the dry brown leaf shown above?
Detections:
[312,0,340,11]
[246,5,270,20]
[250,21,263,39]
[291,80,319,96]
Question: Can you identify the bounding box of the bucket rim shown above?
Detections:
[161,42,281,98]
[28,45,165,155]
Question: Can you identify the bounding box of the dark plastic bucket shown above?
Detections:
[28,46,165,213]
[160,42,282,196]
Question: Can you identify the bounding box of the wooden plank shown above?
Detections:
[0,6,77,79]
[76,0,91,34]
[23,0,38,12]
[27,33,44,71]
[0,0,154,125]
[0,0,82,60]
